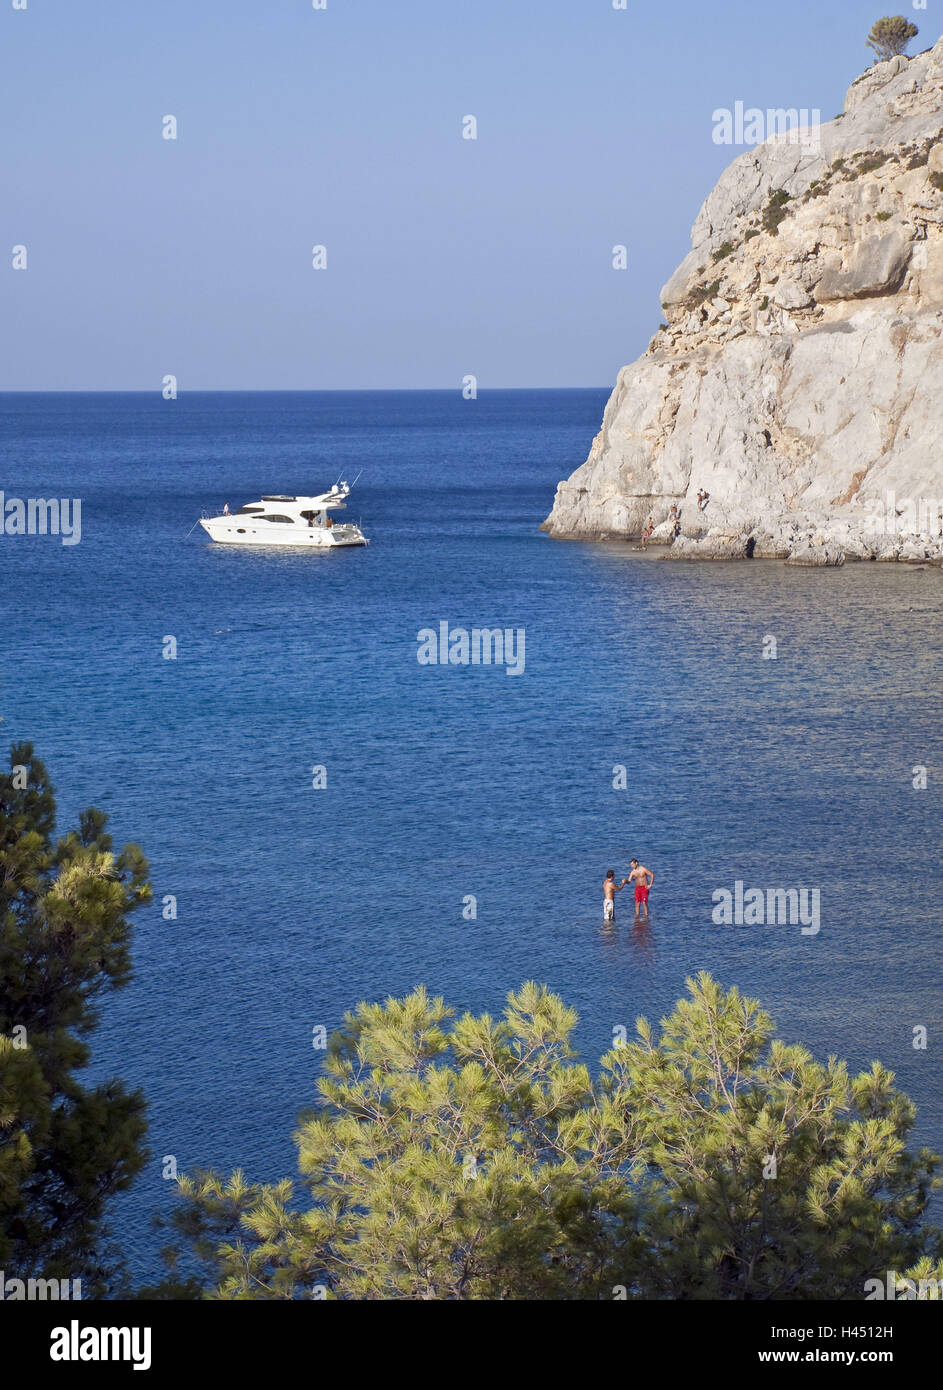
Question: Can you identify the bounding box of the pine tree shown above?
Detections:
[594,973,943,1298]
[163,975,943,1299]
[866,16,919,63]
[0,743,151,1294]
[164,984,637,1299]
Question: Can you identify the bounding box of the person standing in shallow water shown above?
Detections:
[603,869,628,923]
[628,858,654,921]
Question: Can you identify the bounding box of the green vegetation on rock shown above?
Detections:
[762,188,792,236]
[866,16,919,63]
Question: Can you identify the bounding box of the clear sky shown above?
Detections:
[1,0,938,389]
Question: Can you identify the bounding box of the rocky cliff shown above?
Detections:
[543,38,943,564]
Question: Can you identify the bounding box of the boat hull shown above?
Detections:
[199,519,367,547]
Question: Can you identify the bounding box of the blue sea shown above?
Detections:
[1,389,941,1287]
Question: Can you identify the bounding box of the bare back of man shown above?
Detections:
[603,869,628,922]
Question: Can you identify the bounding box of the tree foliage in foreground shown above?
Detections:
[866,16,918,62]
[163,975,943,1299]
[0,743,151,1294]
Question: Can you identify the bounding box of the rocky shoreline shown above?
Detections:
[543,40,943,567]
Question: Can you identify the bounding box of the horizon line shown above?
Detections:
[0,385,611,395]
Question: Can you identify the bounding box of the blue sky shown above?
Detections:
[1,0,938,389]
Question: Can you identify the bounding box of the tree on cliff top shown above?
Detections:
[0,743,151,1295]
[161,974,943,1299]
[866,16,919,62]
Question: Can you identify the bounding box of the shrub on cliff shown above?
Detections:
[160,975,943,1300]
[866,16,918,63]
[763,188,792,236]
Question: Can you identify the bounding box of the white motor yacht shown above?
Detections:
[199,482,368,548]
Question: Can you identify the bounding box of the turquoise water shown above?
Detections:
[1,389,941,1284]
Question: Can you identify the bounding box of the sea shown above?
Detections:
[1,388,941,1288]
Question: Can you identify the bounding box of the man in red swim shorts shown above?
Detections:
[628,858,654,921]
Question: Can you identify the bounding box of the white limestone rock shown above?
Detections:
[785,543,846,567]
[544,39,943,564]
[773,279,814,309]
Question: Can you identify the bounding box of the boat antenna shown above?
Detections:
[349,468,363,489]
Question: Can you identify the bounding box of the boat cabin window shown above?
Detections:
[259,514,293,523]
[236,506,264,514]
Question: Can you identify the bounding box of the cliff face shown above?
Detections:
[544,39,943,564]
